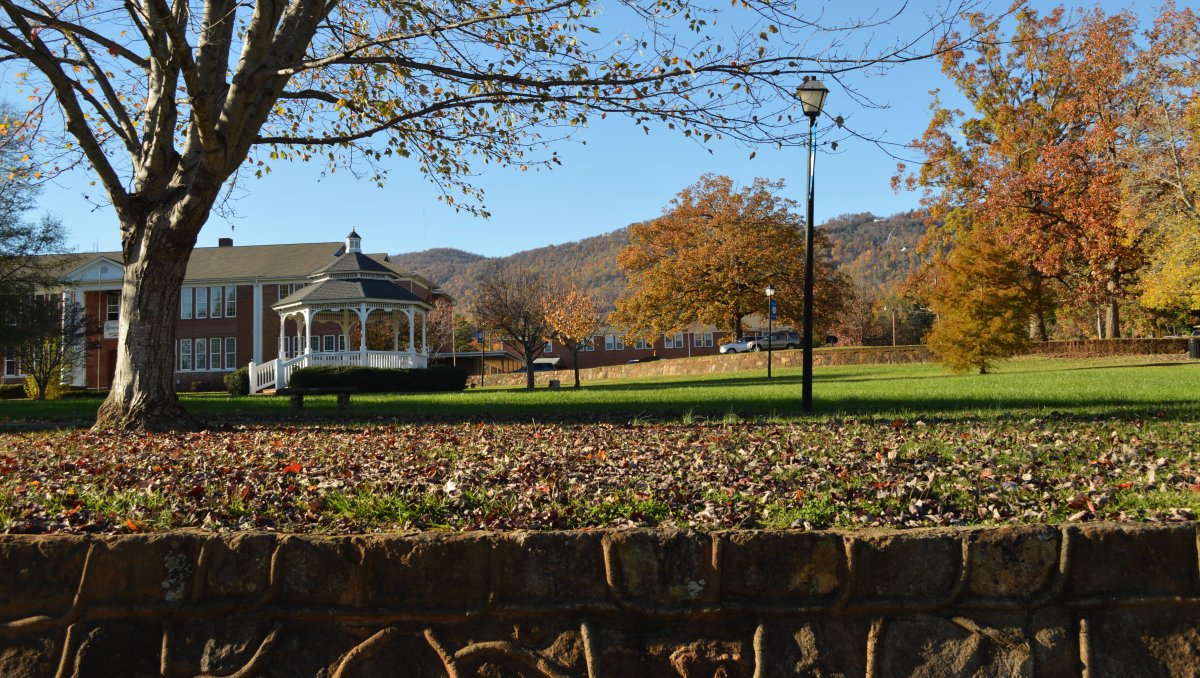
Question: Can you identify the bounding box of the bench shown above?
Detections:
[275,387,358,410]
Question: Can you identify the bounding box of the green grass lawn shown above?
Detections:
[2,355,1198,428]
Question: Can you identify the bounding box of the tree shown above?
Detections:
[543,283,601,388]
[0,106,70,298]
[8,295,95,400]
[425,298,457,355]
[899,7,1144,339]
[611,174,853,340]
[0,1,990,430]
[925,230,1031,374]
[473,267,553,390]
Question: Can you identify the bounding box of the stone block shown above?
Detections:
[1085,608,1200,677]
[969,525,1059,598]
[852,530,963,599]
[1030,608,1077,677]
[605,530,716,607]
[491,531,607,606]
[0,536,90,618]
[0,635,58,677]
[1066,523,1199,596]
[71,620,163,678]
[879,613,1031,677]
[199,532,276,600]
[276,536,358,606]
[358,533,493,612]
[86,534,203,604]
[720,531,846,603]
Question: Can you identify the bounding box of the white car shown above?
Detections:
[719,337,758,354]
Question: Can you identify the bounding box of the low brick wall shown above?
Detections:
[2,524,1198,675]
[475,338,1189,388]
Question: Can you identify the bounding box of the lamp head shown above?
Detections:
[765,284,776,297]
[797,76,829,120]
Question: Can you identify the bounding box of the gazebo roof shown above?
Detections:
[274,277,427,308]
[308,251,393,277]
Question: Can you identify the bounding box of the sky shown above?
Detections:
[4,0,1148,258]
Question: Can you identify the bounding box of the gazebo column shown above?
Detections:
[357,303,369,367]
[406,309,416,356]
[279,314,288,359]
[391,310,400,352]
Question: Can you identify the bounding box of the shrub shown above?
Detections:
[288,365,468,393]
[24,374,66,400]
[0,383,26,400]
[61,389,109,400]
[190,380,211,392]
[224,367,250,396]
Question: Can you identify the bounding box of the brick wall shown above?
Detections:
[1,524,1197,675]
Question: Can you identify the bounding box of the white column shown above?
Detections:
[303,308,313,355]
[406,309,415,355]
[391,310,399,352]
[358,303,369,365]
[252,283,264,363]
[70,287,87,386]
[279,314,287,359]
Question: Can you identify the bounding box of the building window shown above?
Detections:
[634,339,650,350]
[180,288,192,320]
[106,292,120,321]
[694,332,714,348]
[225,337,236,370]
[323,335,335,352]
[277,283,305,300]
[544,341,553,353]
[224,286,236,317]
[209,338,222,370]
[210,287,222,319]
[195,289,208,319]
[338,335,347,351]
[195,338,207,370]
[4,348,20,376]
[179,339,192,371]
[292,336,302,356]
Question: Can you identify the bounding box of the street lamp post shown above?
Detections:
[765,284,776,379]
[798,76,828,412]
[476,331,485,387]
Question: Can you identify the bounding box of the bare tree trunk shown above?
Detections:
[1105,275,1121,339]
[571,345,581,388]
[522,341,537,390]
[95,206,206,431]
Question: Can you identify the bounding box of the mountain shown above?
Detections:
[822,210,927,296]
[392,211,927,309]
[391,229,630,310]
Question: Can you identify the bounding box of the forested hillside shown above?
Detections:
[392,212,925,313]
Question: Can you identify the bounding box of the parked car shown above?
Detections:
[754,331,801,351]
[719,337,758,354]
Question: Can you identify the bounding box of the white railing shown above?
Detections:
[248,351,429,393]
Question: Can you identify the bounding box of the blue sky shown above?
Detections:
[11,0,1146,258]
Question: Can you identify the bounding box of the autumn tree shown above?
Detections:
[1122,5,1200,315]
[8,295,95,400]
[0,106,69,298]
[543,283,601,388]
[0,1,992,430]
[899,7,1144,339]
[925,230,1031,374]
[473,267,553,390]
[611,174,853,340]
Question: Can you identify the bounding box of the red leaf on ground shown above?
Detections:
[281,462,302,474]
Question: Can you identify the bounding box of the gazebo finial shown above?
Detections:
[346,229,362,254]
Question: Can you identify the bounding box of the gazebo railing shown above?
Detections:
[248,351,429,393]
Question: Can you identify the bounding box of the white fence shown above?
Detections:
[248,351,428,393]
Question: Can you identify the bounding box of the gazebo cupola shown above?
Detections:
[250,231,435,392]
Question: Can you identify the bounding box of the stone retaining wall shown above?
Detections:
[475,338,1189,388]
[2,524,1198,676]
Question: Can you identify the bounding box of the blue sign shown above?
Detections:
[769,299,778,320]
[475,331,484,342]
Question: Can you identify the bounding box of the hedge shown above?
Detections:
[0,383,26,400]
[287,365,468,393]
[224,367,249,396]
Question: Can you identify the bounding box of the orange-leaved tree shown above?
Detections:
[543,283,601,388]
[0,0,994,430]
[611,174,853,341]
[899,7,1144,339]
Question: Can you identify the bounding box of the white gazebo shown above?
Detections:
[248,231,434,393]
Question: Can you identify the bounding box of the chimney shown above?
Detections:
[218,237,234,247]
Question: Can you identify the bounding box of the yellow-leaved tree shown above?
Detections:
[543,284,601,388]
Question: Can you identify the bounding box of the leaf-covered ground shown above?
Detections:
[3,415,1199,535]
